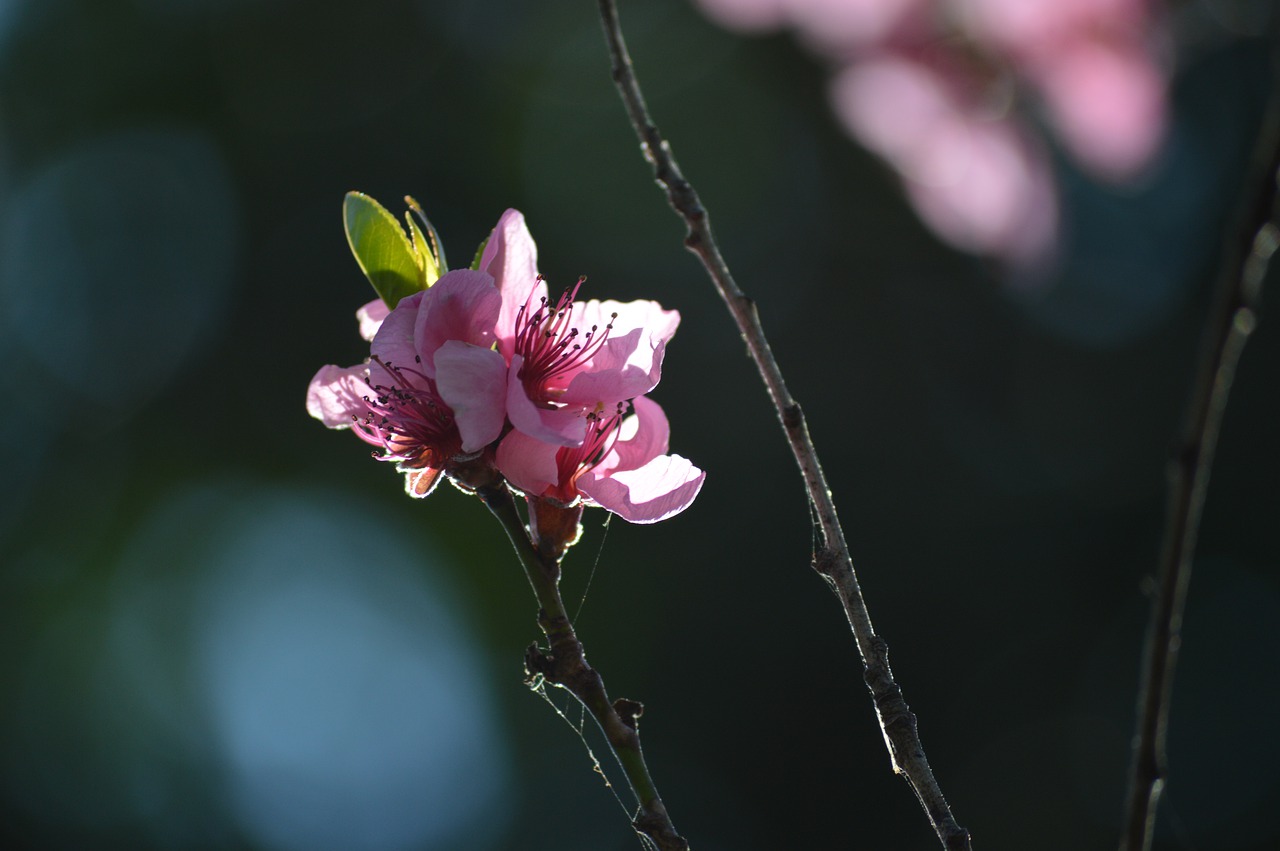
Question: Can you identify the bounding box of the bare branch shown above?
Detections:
[1121,56,1280,851]
[595,2,970,847]
[480,485,689,851]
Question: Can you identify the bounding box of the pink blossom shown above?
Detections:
[496,396,705,524]
[502,280,680,447]
[307,270,508,497]
[1030,39,1166,179]
[957,0,1148,58]
[694,0,1168,265]
[831,55,1058,265]
[477,209,681,447]
[313,205,700,518]
[958,0,1167,179]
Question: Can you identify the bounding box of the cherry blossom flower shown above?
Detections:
[307,269,508,497]
[503,280,680,446]
[313,204,701,520]
[477,208,681,448]
[694,0,1169,267]
[496,395,705,524]
[831,53,1058,265]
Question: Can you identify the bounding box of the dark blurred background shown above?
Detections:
[0,1,1277,849]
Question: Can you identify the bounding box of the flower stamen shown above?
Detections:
[513,276,618,407]
[350,355,462,469]
[550,401,626,502]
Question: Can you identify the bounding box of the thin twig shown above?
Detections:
[478,484,690,851]
[594,2,969,848]
[1120,61,1280,851]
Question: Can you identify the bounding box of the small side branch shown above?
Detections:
[1120,68,1280,851]
[595,3,969,848]
[479,484,690,851]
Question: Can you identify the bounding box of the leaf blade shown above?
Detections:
[343,191,424,308]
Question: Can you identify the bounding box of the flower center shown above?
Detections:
[351,355,462,469]
[513,277,617,408]
[550,402,625,502]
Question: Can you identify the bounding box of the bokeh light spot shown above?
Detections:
[0,126,238,416]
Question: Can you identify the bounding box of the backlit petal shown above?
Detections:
[435,341,508,452]
[496,429,561,497]
[306,363,372,428]
[356,298,390,341]
[480,209,545,360]
[579,454,705,524]
[414,269,501,376]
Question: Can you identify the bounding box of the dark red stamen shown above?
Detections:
[513,277,617,407]
[349,356,462,469]
[550,402,626,502]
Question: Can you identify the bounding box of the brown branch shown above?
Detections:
[479,484,689,851]
[595,2,970,848]
[1120,62,1280,851]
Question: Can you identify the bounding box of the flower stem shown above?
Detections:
[1120,62,1280,851]
[594,2,969,848]
[477,484,690,851]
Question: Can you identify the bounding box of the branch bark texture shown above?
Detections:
[1121,70,1280,851]
[595,3,970,848]
[479,485,690,851]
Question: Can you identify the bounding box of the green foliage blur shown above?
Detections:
[0,1,1277,849]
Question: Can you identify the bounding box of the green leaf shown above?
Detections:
[404,212,440,287]
[469,236,489,271]
[343,191,424,309]
[404,195,448,274]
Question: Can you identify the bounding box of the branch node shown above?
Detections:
[782,403,803,430]
[633,811,690,851]
[812,546,839,579]
[613,697,645,730]
[524,642,555,683]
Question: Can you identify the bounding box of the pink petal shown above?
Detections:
[902,117,1058,266]
[600,395,670,475]
[369,290,424,370]
[434,341,508,453]
[356,298,390,341]
[792,0,927,55]
[414,269,501,376]
[1034,41,1166,180]
[830,57,958,167]
[505,357,590,447]
[580,299,680,346]
[306,363,372,428]
[479,209,545,360]
[495,429,561,497]
[579,454,706,524]
[960,0,1145,56]
[560,329,666,407]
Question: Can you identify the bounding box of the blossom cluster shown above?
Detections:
[308,209,705,525]
[695,0,1169,268]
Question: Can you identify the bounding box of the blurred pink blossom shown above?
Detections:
[831,54,1058,264]
[694,0,1168,266]
[1030,38,1166,178]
